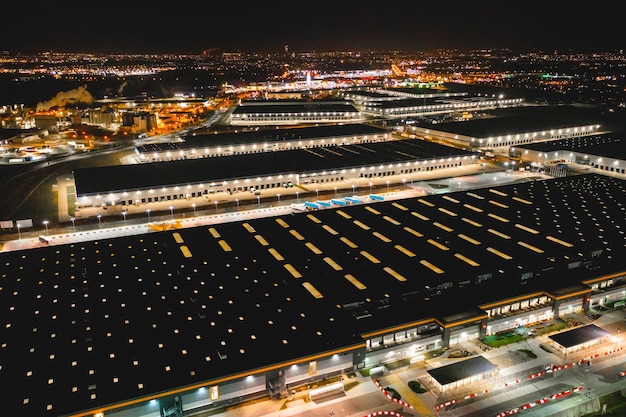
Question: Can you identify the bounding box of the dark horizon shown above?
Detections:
[3,3,624,55]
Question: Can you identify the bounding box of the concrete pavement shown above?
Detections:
[1,166,549,252]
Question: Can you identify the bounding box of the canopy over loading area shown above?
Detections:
[427,356,498,392]
[548,324,612,356]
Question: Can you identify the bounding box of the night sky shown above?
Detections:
[4,2,623,54]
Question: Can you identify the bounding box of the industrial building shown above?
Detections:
[403,107,604,152]
[510,132,626,176]
[228,99,363,125]
[5,84,626,417]
[348,87,525,119]
[74,137,479,219]
[134,123,391,162]
[2,171,626,417]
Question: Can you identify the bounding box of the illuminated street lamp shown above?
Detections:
[369,182,373,194]
[296,191,299,201]
[315,189,319,198]
[71,217,76,228]
[277,193,281,203]
[146,209,151,223]
[17,224,21,240]
[236,198,239,209]
[214,201,218,213]
[386,180,390,193]
[97,214,102,227]
[122,211,127,222]
[402,178,406,190]
[192,203,196,215]
[43,220,49,234]
[256,195,261,206]
[169,206,174,220]
[352,184,355,194]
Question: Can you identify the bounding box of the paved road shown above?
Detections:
[0,143,134,225]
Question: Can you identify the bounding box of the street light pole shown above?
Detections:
[71,217,76,228]
[192,203,196,216]
[17,224,21,240]
[169,206,174,220]
[97,214,102,227]
[43,220,49,234]
[122,211,127,222]
[146,209,151,223]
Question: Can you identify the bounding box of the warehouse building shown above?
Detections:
[134,123,391,162]
[403,106,605,152]
[74,138,479,219]
[509,132,626,176]
[2,172,626,417]
[228,99,363,126]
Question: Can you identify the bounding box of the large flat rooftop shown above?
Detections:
[514,132,626,160]
[137,123,390,153]
[231,100,360,115]
[2,173,626,416]
[76,138,476,195]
